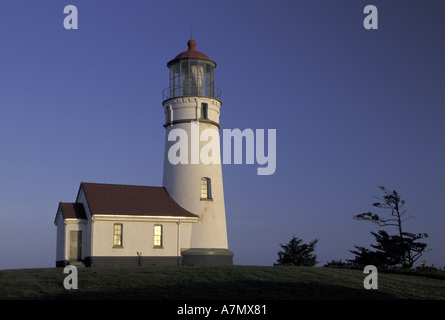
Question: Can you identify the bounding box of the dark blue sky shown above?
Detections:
[1,0,444,269]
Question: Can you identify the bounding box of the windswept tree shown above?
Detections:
[350,186,428,268]
[354,186,412,237]
[274,236,319,266]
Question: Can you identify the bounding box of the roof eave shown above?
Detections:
[92,214,199,222]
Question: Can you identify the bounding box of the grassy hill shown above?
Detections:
[0,265,444,300]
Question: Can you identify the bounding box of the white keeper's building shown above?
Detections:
[54,39,234,267]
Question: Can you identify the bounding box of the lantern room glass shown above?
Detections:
[166,58,217,100]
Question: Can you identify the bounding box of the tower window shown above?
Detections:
[201,103,208,119]
[154,225,163,248]
[165,105,172,124]
[201,177,212,200]
[113,223,123,248]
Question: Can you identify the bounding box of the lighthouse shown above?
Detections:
[162,39,234,265]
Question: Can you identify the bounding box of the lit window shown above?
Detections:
[154,225,163,248]
[113,224,123,247]
[201,177,212,199]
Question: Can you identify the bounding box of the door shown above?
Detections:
[70,231,82,261]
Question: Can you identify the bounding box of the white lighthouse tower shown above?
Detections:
[162,39,234,265]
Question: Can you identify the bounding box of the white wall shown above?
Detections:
[162,97,229,250]
[91,217,195,258]
[164,97,221,124]
[75,188,93,257]
[55,210,65,262]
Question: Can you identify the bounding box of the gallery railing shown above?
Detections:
[163,86,222,102]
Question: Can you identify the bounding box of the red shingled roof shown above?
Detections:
[80,182,198,218]
[58,202,87,220]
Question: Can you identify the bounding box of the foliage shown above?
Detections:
[351,186,428,268]
[274,236,319,266]
[349,230,428,268]
[323,259,355,268]
[353,186,411,235]
[323,260,445,280]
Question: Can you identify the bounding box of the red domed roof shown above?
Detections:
[172,39,210,60]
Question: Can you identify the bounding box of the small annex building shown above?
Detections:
[54,182,199,267]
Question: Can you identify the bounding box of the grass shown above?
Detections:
[0,265,444,300]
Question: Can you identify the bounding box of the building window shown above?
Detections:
[113,224,123,247]
[201,177,212,200]
[201,103,208,119]
[154,225,163,248]
[165,106,171,124]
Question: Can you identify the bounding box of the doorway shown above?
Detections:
[70,230,82,261]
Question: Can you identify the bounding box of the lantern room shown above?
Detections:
[163,39,221,102]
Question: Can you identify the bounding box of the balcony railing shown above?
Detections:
[163,86,222,102]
